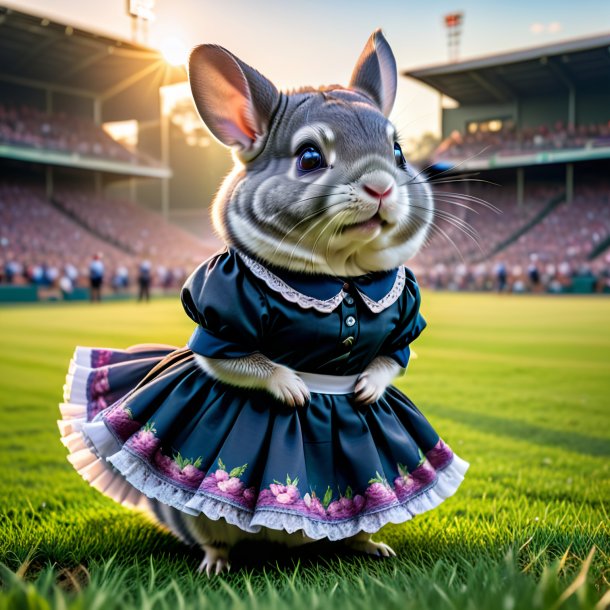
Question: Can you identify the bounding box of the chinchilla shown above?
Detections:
[156,29,435,575]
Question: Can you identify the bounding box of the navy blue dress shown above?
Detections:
[59,249,468,541]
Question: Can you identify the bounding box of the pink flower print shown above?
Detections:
[242,487,257,507]
[269,483,282,496]
[104,405,141,440]
[364,482,395,508]
[90,369,110,398]
[352,494,365,513]
[393,474,417,500]
[303,493,327,517]
[327,500,344,517]
[339,497,353,511]
[128,426,160,460]
[277,486,299,504]
[217,477,244,495]
[411,460,437,488]
[93,349,112,367]
[426,439,454,469]
[214,469,229,482]
[271,484,299,505]
[327,495,366,519]
[88,396,107,419]
[181,464,205,487]
[154,452,181,478]
[256,489,275,505]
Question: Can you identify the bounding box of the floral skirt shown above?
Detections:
[59,345,469,541]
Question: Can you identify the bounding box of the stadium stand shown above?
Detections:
[52,188,218,265]
[434,121,610,163]
[411,179,610,292]
[0,182,130,286]
[0,104,160,167]
[0,8,608,299]
[405,32,610,293]
[0,180,218,292]
[411,183,562,267]
[0,7,222,301]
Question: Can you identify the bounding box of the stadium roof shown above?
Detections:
[0,5,186,101]
[403,32,610,105]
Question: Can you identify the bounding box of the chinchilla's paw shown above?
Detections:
[267,365,310,407]
[198,544,231,577]
[354,356,401,406]
[354,371,387,405]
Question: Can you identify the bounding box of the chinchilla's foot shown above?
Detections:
[198,544,231,576]
[344,533,397,558]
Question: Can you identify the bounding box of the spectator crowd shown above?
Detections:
[0,104,160,167]
[1,175,609,297]
[410,180,610,293]
[434,120,610,162]
[0,181,219,297]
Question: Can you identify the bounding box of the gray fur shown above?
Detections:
[190,31,433,276]
[349,28,398,117]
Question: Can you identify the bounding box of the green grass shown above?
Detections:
[0,294,609,609]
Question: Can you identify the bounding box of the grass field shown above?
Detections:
[0,293,609,609]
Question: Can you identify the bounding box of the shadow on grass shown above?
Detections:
[429,404,610,457]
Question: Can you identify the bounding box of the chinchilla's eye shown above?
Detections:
[394,142,406,168]
[297,145,324,172]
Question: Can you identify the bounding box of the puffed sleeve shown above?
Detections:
[181,250,269,359]
[379,267,427,368]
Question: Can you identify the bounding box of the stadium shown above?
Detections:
[0,7,608,300]
[0,5,228,303]
[405,33,610,293]
[0,4,608,610]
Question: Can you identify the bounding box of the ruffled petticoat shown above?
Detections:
[59,345,469,541]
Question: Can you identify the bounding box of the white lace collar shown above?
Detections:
[238,252,406,314]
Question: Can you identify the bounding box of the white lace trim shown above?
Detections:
[357,266,406,313]
[238,252,405,314]
[105,443,469,541]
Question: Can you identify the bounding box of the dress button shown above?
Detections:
[344,295,354,306]
[345,316,356,327]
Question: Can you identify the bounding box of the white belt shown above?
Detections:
[297,372,359,394]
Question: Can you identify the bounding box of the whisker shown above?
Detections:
[416,177,501,188]
[267,189,342,219]
[285,205,345,269]
[430,196,478,214]
[410,203,481,243]
[412,200,484,260]
[433,192,501,214]
[408,146,492,184]
[324,211,349,273]
[272,200,348,256]
[418,219,467,264]
[312,210,347,273]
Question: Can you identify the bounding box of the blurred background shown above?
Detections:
[0,0,609,300]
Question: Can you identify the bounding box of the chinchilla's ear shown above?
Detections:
[349,29,397,118]
[189,45,280,157]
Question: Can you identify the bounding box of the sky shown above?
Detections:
[5,0,610,143]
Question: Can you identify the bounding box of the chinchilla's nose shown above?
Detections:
[359,171,395,204]
[363,184,393,200]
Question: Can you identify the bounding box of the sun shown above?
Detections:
[161,36,188,67]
